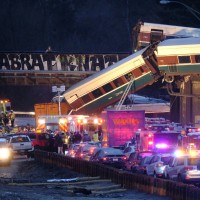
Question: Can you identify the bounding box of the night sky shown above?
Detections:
[0,0,199,111]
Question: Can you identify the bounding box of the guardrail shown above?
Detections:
[34,150,200,200]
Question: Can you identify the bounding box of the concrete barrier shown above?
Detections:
[34,150,200,200]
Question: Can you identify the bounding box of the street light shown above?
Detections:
[52,85,65,116]
[160,0,200,22]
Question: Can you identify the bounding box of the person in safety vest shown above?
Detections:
[92,131,99,142]
[55,133,64,154]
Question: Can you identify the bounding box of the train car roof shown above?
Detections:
[141,22,200,37]
[156,37,200,56]
[64,46,148,94]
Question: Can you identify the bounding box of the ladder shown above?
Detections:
[116,77,135,110]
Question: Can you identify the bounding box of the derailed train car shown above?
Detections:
[63,37,200,115]
[63,44,161,114]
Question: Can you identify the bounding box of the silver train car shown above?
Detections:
[63,44,161,114]
[156,37,200,82]
[134,21,200,50]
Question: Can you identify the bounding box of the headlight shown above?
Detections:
[65,138,68,143]
[189,150,198,156]
[0,148,11,159]
[174,149,184,157]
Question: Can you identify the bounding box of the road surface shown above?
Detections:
[0,155,172,200]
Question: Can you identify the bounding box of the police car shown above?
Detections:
[164,150,200,183]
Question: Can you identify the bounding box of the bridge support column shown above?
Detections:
[179,76,200,126]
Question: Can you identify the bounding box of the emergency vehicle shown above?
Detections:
[36,115,102,134]
[182,127,200,151]
[135,129,181,152]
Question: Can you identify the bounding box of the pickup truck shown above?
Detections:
[9,134,34,158]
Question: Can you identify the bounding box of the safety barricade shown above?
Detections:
[34,150,200,200]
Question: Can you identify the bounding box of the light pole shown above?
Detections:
[160,0,200,22]
[52,85,65,116]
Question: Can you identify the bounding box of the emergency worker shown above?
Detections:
[48,134,55,152]
[82,131,91,142]
[2,112,9,126]
[73,132,82,143]
[98,130,103,141]
[61,132,68,154]
[0,112,3,125]
[9,110,15,127]
[64,132,70,149]
[55,133,64,154]
[68,132,74,147]
[92,131,99,142]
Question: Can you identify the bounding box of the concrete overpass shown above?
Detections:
[0,53,127,86]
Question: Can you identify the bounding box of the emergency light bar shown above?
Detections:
[186,127,200,134]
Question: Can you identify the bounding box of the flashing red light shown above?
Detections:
[122,156,127,160]
[187,127,200,133]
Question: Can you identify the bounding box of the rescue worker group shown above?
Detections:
[0,111,102,155]
[0,110,15,129]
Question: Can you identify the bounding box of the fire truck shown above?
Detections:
[36,115,102,135]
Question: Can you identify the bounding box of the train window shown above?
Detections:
[195,55,200,63]
[150,29,163,43]
[102,83,113,93]
[113,78,124,87]
[124,73,133,81]
[92,88,102,98]
[178,56,191,64]
[82,94,92,104]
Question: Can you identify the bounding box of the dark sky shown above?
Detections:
[0,0,200,111]
[1,0,199,53]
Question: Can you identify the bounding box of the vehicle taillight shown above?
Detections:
[103,157,109,161]
[185,174,191,180]
[80,153,84,157]
[90,149,94,154]
[122,156,127,160]
[184,166,193,171]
